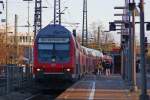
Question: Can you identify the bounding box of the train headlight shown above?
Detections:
[66,68,71,72]
[37,68,41,71]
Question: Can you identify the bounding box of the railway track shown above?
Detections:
[24,93,55,100]
[24,80,74,100]
[24,88,71,100]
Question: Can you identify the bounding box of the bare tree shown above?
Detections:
[89,21,115,51]
[89,21,104,42]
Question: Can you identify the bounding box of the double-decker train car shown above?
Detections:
[82,47,103,74]
[33,24,103,82]
[92,49,103,72]
[33,24,84,81]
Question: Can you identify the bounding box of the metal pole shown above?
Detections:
[131,0,137,91]
[127,0,137,91]
[82,0,88,46]
[128,0,132,88]
[14,14,18,65]
[122,0,128,80]
[85,0,88,46]
[127,45,129,80]
[40,0,42,29]
[23,0,32,65]
[28,1,31,66]
[139,0,149,99]
[58,0,61,25]
[34,0,36,39]
[34,0,42,39]
[5,0,8,64]
[6,66,10,93]
[97,26,100,49]
[54,0,56,25]
[82,0,85,46]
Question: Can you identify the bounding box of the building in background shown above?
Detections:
[0,26,34,65]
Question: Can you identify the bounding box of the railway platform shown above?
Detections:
[56,74,150,100]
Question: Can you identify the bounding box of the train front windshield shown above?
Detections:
[38,37,70,63]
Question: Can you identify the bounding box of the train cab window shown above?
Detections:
[55,51,70,62]
[38,43,53,62]
[55,44,69,51]
[38,50,53,62]
[55,43,70,62]
[38,44,53,50]
[37,37,70,63]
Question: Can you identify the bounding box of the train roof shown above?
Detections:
[36,24,71,38]
[81,46,103,57]
[94,50,103,57]
[81,46,90,55]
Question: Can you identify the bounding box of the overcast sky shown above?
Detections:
[0,0,150,43]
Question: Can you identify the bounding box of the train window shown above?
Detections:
[83,49,86,55]
[38,50,70,63]
[55,44,69,51]
[55,51,70,62]
[38,44,53,50]
[38,50,52,62]
[37,38,70,63]
[75,41,79,49]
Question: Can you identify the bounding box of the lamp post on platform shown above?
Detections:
[139,0,149,99]
[128,0,137,92]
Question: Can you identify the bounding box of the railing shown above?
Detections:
[0,65,33,95]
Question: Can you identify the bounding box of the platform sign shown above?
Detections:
[1,19,6,22]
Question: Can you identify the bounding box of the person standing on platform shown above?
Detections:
[99,60,103,75]
[105,60,111,76]
[97,60,103,75]
[102,60,106,75]
[95,61,99,75]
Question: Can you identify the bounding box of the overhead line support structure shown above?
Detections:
[54,0,62,25]
[34,0,42,38]
[82,0,88,46]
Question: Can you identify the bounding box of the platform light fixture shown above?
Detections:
[0,1,4,10]
[146,23,150,31]
[109,22,116,31]
[128,3,136,11]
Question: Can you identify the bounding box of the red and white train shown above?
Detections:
[33,24,103,81]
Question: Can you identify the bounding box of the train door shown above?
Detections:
[75,41,81,78]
